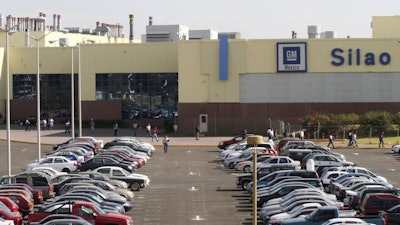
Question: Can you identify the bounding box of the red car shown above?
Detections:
[0,196,19,212]
[0,193,34,216]
[218,134,254,149]
[2,183,43,204]
[0,208,23,225]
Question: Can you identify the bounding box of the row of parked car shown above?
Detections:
[217,135,400,225]
[0,135,156,225]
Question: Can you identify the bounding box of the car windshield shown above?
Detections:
[92,204,106,216]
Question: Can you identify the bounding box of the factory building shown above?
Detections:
[1,13,400,135]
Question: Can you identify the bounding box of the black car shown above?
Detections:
[80,156,135,173]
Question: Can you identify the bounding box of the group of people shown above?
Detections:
[24,118,55,131]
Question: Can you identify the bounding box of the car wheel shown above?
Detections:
[130,182,141,191]
[243,165,251,173]
[229,162,235,169]
[241,181,250,190]
[62,168,70,173]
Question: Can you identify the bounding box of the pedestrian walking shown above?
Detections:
[152,127,159,142]
[42,119,47,131]
[48,118,54,130]
[327,134,335,149]
[65,120,71,134]
[195,126,200,140]
[347,131,353,147]
[90,118,95,133]
[351,133,358,148]
[113,122,119,136]
[163,135,170,153]
[379,131,385,148]
[133,122,138,136]
[173,123,178,136]
[24,119,31,131]
[299,130,304,140]
[146,124,151,137]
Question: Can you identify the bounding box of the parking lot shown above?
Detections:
[1,127,400,224]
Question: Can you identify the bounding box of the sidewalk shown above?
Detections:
[0,124,389,149]
[0,125,222,147]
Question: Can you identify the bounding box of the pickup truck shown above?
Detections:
[379,204,400,225]
[27,201,133,225]
[281,206,385,225]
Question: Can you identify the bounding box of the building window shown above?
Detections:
[96,73,178,120]
[13,74,75,119]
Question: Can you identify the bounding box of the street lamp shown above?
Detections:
[49,40,75,138]
[5,25,12,176]
[12,29,68,161]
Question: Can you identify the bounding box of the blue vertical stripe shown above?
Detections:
[219,35,228,80]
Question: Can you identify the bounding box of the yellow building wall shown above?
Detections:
[8,43,178,102]
[372,16,400,38]
[179,38,400,103]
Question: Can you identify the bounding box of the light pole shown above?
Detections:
[78,44,82,137]
[5,25,11,176]
[50,40,75,138]
[14,30,68,161]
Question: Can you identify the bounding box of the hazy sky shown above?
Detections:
[2,0,400,39]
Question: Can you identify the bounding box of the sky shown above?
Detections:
[2,0,400,39]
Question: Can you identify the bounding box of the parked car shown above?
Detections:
[76,180,134,200]
[267,202,322,225]
[25,156,79,173]
[391,144,400,154]
[0,217,15,225]
[1,183,43,204]
[12,171,55,200]
[78,171,128,189]
[217,134,254,150]
[260,196,343,224]
[321,218,377,225]
[79,156,135,173]
[379,204,400,225]
[223,147,277,169]
[0,197,19,212]
[0,193,33,216]
[0,208,22,225]
[301,153,355,171]
[359,193,400,215]
[254,182,322,207]
[29,214,92,225]
[103,141,153,157]
[93,166,150,191]
[234,155,273,172]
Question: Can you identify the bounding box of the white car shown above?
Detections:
[391,144,400,153]
[259,195,343,223]
[264,188,337,206]
[25,156,78,173]
[93,166,150,191]
[235,156,300,172]
[0,217,14,225]
[320,171,349,191]
[218,142,248,160]
[234,155,273,172]
[321,166,388,185]
[321,218,373,225]
[267,202,321,225]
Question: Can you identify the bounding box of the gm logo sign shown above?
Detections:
[277,42,307,72]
